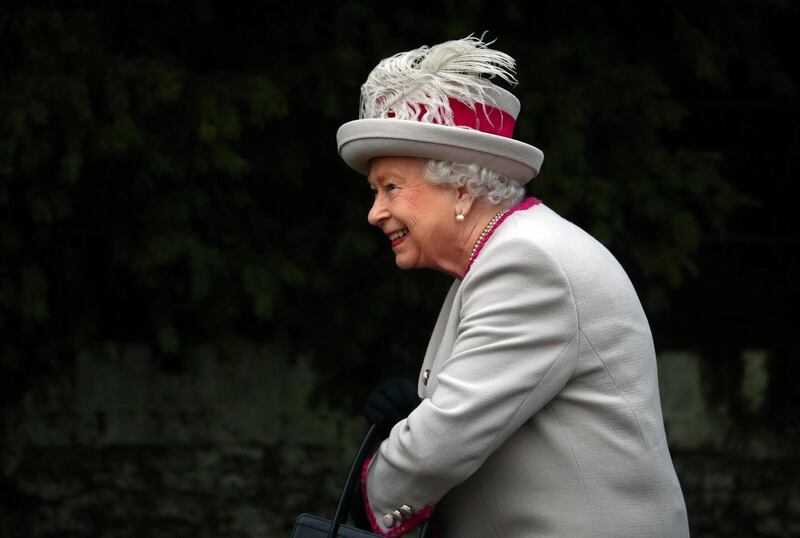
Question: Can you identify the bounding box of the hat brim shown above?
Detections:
[336,119,543,185]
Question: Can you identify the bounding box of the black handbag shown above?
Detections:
[291,424,432,538]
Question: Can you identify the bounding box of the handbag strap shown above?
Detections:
[328,424,432,538]
[327,424,380,538]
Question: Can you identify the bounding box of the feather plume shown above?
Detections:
[359,35,517,127]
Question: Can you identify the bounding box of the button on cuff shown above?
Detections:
[382,513,395,528]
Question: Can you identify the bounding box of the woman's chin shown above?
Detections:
[393,253,418,270]
[394,258,413,270]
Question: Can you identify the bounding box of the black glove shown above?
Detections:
[363,378,422,434]
[351,379,420,529]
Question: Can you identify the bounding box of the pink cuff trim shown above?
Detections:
[465,196,541,275]
[361,452,436,537]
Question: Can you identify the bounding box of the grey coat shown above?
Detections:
[364,203,689,537]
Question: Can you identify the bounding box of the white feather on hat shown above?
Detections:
[360,36,517,125]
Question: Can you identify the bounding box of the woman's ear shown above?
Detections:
[454,186,476,217]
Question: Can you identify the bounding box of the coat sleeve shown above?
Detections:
[363,234,581,535]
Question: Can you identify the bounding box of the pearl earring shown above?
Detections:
[456,213,465,222]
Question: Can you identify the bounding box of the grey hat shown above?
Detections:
[336,36,543,184]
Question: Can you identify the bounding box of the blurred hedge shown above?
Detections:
[1,1,794,409]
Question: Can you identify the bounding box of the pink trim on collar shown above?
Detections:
[464,196,541,275]
[361,452,436,537]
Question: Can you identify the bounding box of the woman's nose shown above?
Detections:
[368,195,388,225]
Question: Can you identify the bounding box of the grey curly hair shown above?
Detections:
[423,159,525,207]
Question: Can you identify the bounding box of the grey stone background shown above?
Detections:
[1,345,797,537]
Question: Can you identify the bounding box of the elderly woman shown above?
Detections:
[336,37,689,537]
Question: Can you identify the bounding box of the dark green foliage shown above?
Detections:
[0,1,795,411]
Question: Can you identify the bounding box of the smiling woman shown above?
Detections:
[367,156,530,279]
[335,36,689,537]
[367,157,480,278]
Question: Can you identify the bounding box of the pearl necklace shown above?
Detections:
[467,208,508,267]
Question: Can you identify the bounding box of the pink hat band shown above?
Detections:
[388,98,517,138]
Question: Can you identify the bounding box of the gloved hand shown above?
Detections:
[363,378,422,435]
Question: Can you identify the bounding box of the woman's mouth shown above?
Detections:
[389,228,409,248]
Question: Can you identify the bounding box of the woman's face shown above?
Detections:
[367,157,460,274]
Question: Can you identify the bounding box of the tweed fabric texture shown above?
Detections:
[364,204,689,537]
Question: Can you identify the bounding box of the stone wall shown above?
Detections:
[658,351,799,537]
[1,343,362,537]
[1,346,797,536]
